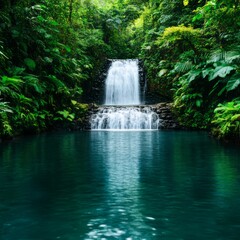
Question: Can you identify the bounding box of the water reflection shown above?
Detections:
[87,131,157,239]
[0,131,240,240]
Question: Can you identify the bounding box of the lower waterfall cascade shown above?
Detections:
[91,59,160,130]
[91,107,160,130]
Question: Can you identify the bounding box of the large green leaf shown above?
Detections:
[158,69,168,77]
[24,58,36,71]
[202,68,213,78]
[2,76,23,91]
[226,74,240,91]
[209,65,235,81]
[187,69,202,83]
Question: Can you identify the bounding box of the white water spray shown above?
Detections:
[91,60,159,130]
[91,107,159,130]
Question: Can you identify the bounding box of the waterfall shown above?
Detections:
[91,107,159,130]
[91,59,160,130]
[105,60,140,105]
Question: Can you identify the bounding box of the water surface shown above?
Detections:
[0,131,240,239]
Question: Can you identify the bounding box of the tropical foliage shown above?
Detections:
[212,99,240,140]
[0,0,239,142]
[0,0,140,138]
[132,0,240,141]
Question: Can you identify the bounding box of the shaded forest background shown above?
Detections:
[0,0,239,141]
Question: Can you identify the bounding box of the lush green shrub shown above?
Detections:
[212,99,240,140]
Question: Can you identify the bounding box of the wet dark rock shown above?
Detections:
[78,102,180,130]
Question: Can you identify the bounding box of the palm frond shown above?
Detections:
[209,49,240,64]
[174,61,193,73]
[0,100,13,114]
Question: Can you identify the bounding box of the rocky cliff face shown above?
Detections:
[152,103,180,129]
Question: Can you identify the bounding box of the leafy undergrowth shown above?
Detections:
[211,99,240,142]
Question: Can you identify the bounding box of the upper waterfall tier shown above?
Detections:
[105,60,140,105]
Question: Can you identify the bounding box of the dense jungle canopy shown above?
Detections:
[0,0,239,142]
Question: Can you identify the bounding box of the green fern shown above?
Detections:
[0,112,13,137]
[0,100,13,114]
[212,99,240,138]
[209,49,240,64]
[174,61,193,73]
